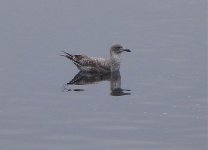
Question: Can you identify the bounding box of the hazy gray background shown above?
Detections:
[0,0,207,150]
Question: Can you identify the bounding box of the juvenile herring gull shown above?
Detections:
[61,44,131,73]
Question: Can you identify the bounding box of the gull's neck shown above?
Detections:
[110,52,121,72]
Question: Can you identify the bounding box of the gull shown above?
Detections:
[61,44,131,73]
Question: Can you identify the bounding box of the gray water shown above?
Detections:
[0,0,207,150]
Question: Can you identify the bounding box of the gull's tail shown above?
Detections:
[60,51,74,60]
[61,51,82,68]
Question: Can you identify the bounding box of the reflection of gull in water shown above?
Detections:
[63,71,131,96]
[61,44,131,73]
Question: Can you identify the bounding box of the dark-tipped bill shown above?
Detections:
[123,49,131,52]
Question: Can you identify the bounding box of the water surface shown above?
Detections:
[0,0,207,150]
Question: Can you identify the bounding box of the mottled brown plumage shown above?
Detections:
[61,44,131,73]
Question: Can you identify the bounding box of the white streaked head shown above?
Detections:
[109,44,131,72]
[110,44,131,56]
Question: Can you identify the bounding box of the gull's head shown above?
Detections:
[110,44,131,72]
[110,44,131,56]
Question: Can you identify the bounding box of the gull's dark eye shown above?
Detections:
[116,46,122,49]
[111,44,123,51]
